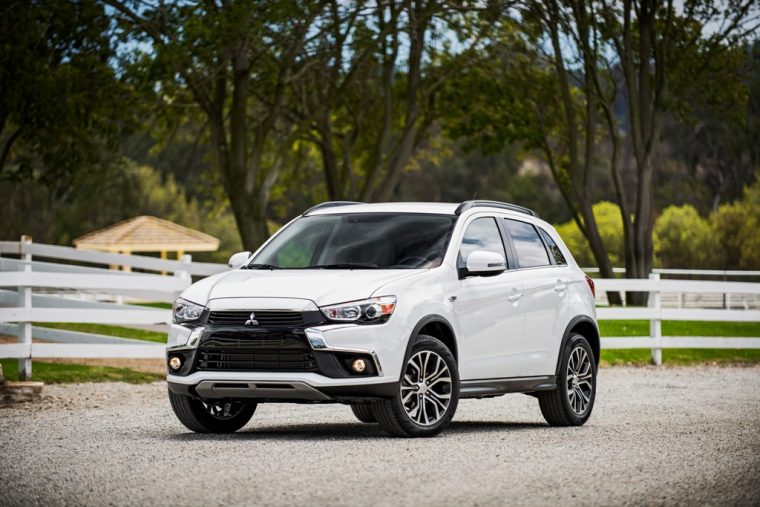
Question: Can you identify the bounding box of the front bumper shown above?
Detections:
[166,320,411,402]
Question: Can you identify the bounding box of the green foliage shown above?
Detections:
[654,205,717,269]
[0,0,137,183]
[653,174,760,269]
[1,161,242,263]
[711,174,760,269]
[555,202,624,267]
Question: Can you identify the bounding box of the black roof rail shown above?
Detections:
[302,201,363,216]
[455,200,539,218]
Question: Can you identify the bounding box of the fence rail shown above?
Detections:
[1,239,759,378]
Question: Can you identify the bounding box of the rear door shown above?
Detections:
[454,216,525,380]
[502,219,572,376]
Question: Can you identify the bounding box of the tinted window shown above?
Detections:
[458,217,506,268]
[539,229,567,265]
[253,213,456,269]
[505,219,550,268]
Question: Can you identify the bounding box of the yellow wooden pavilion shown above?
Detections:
[74,216,219,270]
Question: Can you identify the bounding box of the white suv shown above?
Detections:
[166,201,599,437]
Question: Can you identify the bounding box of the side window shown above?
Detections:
[504,219,551,268]
[458,217,506,268]
[539,228,567,265]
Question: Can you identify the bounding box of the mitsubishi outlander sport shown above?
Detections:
[166,200,599,437]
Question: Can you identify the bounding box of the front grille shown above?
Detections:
[197,349,317,371]
[207,310,306,327]
[196,332,317,372]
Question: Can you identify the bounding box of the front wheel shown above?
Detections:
[372,335,459,437]
[350,403,377,423]
[538,333,597,426]
[168,390,257,433]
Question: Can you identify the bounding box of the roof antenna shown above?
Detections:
[472,191,477,200]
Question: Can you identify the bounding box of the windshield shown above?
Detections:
[250,213,456,269]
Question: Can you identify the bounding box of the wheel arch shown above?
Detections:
[556,315,600,374]
[402,315,458,377]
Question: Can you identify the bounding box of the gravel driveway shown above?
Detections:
[1,366,759,507]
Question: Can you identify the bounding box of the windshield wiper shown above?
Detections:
[307,263,380,269]
[245,263,282,270]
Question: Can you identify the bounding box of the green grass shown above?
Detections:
[135,301,172,309]
[599,319,760,338]
[0,359,163,384]
[33,322,166,343]
[599,319,760,366]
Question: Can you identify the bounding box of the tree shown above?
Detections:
[591,0,759,286]
[653,204,716,269]
[711,173,760,269]
[443,1,758,303]
[440,14,625,302]
[289,1,490,202]
[555,201,625,268]
[107,0,324,250]
[0,0,134,183]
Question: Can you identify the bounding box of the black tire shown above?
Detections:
[168,390,257,433]
[372,334,459,438]
[350,403,377,423]
[538,333,597,426]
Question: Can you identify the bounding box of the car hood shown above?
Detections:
[180,269,425,307]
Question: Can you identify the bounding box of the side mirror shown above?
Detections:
[228,251,252,269]
[463,250,506,277]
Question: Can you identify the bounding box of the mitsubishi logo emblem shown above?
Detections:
[244,312,259,326]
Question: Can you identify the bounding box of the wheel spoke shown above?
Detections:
[428,376,451,388]
[430,397,441,421]
[428,391,447,410]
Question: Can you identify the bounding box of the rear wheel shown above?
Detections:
[168,390,257,433]
[372,335,459,437]
[350,403,377,423]
[538,333,596,426]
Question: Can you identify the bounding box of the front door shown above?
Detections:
[454,216,525,380]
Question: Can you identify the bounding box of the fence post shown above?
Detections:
[173,254,192,300]
[648,272,662,366]
[18,235,33,380]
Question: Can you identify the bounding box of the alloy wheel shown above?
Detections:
[566,346,593,415]
[400,350,453,426]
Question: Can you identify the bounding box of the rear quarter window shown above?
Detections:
[539,229,567,265]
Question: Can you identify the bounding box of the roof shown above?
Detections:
[73,216,220,252]
[308,202,460,216]
[307,201,544,222]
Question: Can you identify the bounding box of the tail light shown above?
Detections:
[585,275,596,297]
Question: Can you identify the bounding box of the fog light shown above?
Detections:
[351,358,366,373]
[168,356,182,371]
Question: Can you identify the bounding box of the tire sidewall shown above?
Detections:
[388,334,460,436]
[558,333,596,425]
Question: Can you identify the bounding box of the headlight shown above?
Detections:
[320,296,396,324]
[172,298,205,324]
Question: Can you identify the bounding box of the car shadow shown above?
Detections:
[162,420,548,442]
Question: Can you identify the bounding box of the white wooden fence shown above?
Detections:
[597,274,760,364]
[0,237,226,379]
[0,238,759,378]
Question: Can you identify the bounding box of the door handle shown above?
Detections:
[554,280,567,293]
[507,292,523,302]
